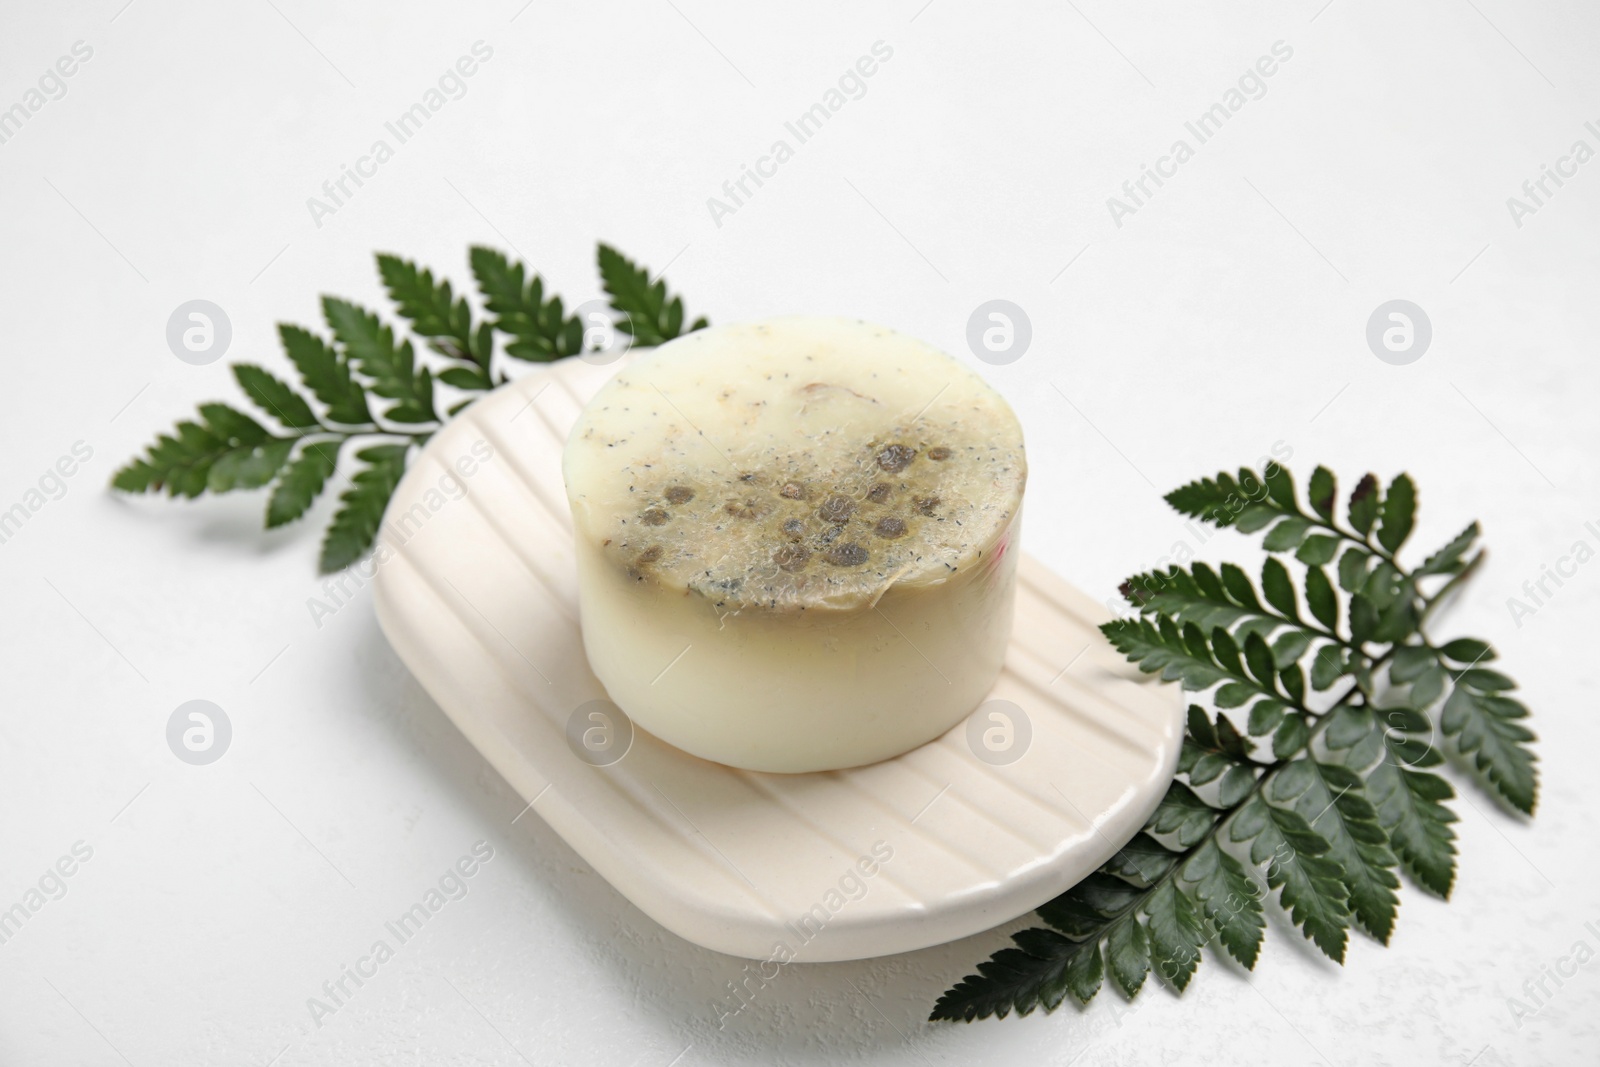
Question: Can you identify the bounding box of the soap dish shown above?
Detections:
[371,354,1183,962]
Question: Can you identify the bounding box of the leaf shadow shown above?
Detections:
[106,484,333,562]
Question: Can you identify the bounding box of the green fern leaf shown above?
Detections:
[1177,837,1264,969]
[1141,881,1206,991]
[1230,794,1350,962]
[278,324,371,426]
[319,443,408,573]
[233,364,318,429]
[267,440,341,528]
[376,252,479,364]
[322,297,437,424]
[597,242,708,348]
[470,245,586,362]
[1272,758,1400,943]
[1441,671,1538,814]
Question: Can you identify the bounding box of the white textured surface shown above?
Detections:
[371,354,1182,961]
[2,1,1598,1065]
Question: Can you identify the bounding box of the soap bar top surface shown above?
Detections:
[562,317,1026,612]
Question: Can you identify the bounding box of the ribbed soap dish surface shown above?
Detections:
[371,353,1183,962]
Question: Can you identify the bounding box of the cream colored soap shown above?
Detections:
[561,317,1026,773]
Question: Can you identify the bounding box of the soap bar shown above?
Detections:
[561,317,1027,773]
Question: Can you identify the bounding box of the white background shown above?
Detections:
[1,1,1597,1064]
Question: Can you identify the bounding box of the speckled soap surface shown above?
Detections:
[562,317,1025,611]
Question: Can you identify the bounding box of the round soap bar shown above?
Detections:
[561,317,1027,773]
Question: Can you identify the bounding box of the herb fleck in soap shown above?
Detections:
[562,317,1026,772]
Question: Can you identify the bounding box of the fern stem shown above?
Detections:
[1300,511,1398,566]
[1417,550,1485,629]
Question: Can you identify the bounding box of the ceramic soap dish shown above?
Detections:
[371,354,1183,962]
